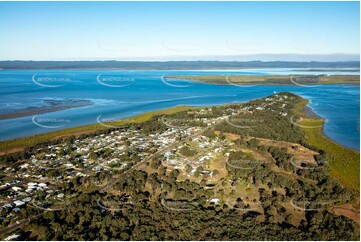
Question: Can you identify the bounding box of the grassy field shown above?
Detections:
[293,98,360,193]
[167,75,360,85]
[0,106,194,154]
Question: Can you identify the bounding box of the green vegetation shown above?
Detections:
[13,170,357,240]
[179,146,198,157]
[0,92,359,240]
[293,98,360,192]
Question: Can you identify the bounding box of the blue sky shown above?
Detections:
[0,1,359,60]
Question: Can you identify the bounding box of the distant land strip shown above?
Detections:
[167,74,360,85]
[0,61,359,70]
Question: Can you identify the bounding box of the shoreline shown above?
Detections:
[0,94,358,154]
[302,101,359,152]
[297,99,360,226]
[295,97,359,192]
[320,124,360,153]
[0,92,359,210]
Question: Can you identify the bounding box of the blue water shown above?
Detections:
[0,69,359,150]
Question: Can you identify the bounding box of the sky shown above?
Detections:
[0,1,359,61]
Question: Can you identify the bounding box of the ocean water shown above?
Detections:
[0,69,359,150]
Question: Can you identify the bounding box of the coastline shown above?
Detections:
[320,123,360,153]
[0,92,359,222]
[294,97,359,192]
[302,101,359,152]
[0,94,358,155]
[0,105,194,155]
[298,101,360,227]
[300,105,322,118]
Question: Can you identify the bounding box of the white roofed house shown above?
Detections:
[210,198,220,205]
[38,183,47,188]
[11,186,22,192]
[13,200,25,207]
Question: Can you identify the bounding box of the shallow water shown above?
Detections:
[0,69,359,150]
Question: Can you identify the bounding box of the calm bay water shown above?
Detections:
[0,69,359,150]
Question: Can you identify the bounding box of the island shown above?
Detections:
[165,75,360,85]
[0,92,359,240]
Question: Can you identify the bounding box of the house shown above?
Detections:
[200,170,212,175]
[25,188,33,193]
[2,203,13,208]
[22,197,31,202]
[93,165,104,172]
[13,200,25,206]
[57,193,65,198]
[210,198,220,205]
[38,183,47,188]
[27,185,37,190]
[20,163,29,169]
[11,186,22,192]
